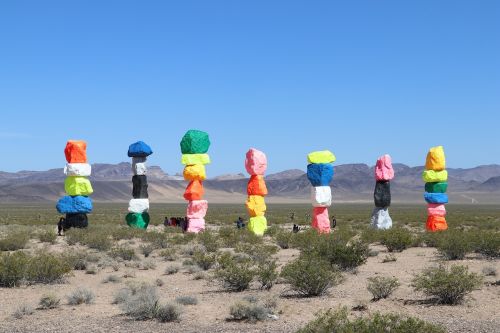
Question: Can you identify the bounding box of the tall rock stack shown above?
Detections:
[245,148,268,236]
[126,141,153,229]
[423,146,448,232]
[307,150,335,234]
[56,140,93,229]
[371,154,394,230]
[181,130,211,233]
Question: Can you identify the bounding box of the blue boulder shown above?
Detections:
[307,163,334,186]
[424,192,448,204]
[128,141,153,157]
[56,196,93,214]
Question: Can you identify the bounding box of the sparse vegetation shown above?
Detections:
[281,254,343,297]
[155,303,181,323]
[139,244,154,258]
[0,231,30,251]
[165,265,180,275]
[229,300,271,322]
[38,229,57,244]
[380,228,414,252]
[367,276,400,301]
[482,266,497,277]
[12,303,34,319]
[256,260,279,290]
[67,287,95,305]
[297,307,445,333]
[176,296,198,305]
[110,245,137,261]
[436,230,474,260]
[214,254,256,292]
[38,293,61,309]
[412,264,483,304]
[103,274,122,284]
[192,250,217,270]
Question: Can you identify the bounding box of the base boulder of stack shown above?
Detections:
[64,213,89,230]
[126,213,150,229]
[370,207,392,230]
[248,216,267,236]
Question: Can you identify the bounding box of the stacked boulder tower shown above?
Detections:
[423,146,448,232]
[181,130,211,233]
[371,154,394,230]
[245,148,268,236]
[126,141,153,229]
[56,140,93,229]
[307,150,335,233]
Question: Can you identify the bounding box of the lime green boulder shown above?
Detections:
[126,212,150,229]
[65,176,93,196]
[422,170,448,183]
[247,216,267,236]
[425,182,448,193]
[181,153,211,165]
[180,130,211,154]
[307,150,336,164]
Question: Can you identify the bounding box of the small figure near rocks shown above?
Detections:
[292,224,300,233]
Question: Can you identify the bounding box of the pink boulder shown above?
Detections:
[187,218,205,233]
[245,148,268,176]
[427,203,446,217]
[312,207,331,234]
[375,154,395,181]
[187,200,208,219]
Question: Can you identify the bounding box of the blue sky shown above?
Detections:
[0,0,498,176]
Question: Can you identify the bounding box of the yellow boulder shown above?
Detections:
[65,176,93,196]
[422,170,448,183]
[183,164,206,181]
[308,150,336,164]
[246,195,267,217]
[425,146,446,171]
[181,154,210,165]
[248,216,268,236]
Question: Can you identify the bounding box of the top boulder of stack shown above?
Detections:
[245,148,268,176]
[65,140,87,163]
[375,154,394,181]
[307,150,336,164]
[425,146,446,171]
[128,141,153,158]
[180,130,211,154]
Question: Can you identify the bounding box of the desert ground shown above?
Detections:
[0,203,499,333]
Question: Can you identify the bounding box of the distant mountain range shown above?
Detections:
[0,163,499,204]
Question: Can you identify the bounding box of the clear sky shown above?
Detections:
[0,0,498,176]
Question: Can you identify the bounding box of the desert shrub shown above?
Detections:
[229,300,271,322]
[142,231,170,249]
[165,265,180,275]
[235,243,278,262]
[412,264,483,304]
[265,225,282,237]
[218,227,263,248]
[290,229,321,251]
[0,231,30,251]
[155,303,181,323]
[482,266,497,277]
[38,230,57,244]
[197,231,220,252]
[193,271,205,280]
[25,251,72,284]
[85,266,97,274]
[297,307,445,333]
[214,255,255,292]
[281,254,343,297]
[0,251,29,287]
[380,228,414,252]
[382,254,397,263]
[472,231,500,258]
[192,250,217,270]
[111,227,142,241]
[275,231,293,249]
[140,259,156,270]
[366,276,400,301]
[360,228,384,244]
[436,230,474,260]
[103,274,122,284]
[113,288,132,304]
[159,249,178,261]
[110,245,137,261]
[67,287,95,305]
[175,296,198,305]
[12,303,34,319]
[63,251,89,270]
[304,237,369,271]
[256,260,278,290]
[39,293,61,309]
[65,229,113,251]
[119,284,160,320]
[139,244,154,258]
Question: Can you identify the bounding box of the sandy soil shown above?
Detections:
[1,238,499,333]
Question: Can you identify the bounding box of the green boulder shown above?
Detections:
[126,212,150,229]
[425,182,448,193]
[180,130,210,154]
